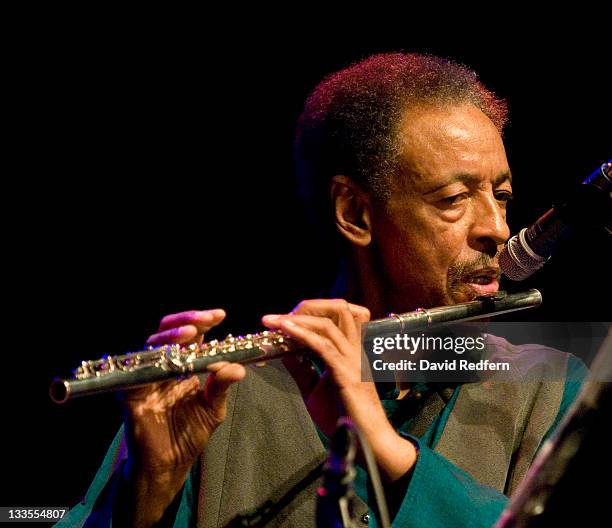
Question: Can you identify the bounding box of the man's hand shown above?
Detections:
[121,309,245,527]
[262,299,417,482]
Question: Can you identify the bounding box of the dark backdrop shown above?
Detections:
[4,23,610,510]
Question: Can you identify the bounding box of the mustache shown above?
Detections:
[447,252,501,287]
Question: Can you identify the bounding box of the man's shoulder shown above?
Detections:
[484,334,587,382]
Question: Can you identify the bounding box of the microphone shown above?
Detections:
[316,417,358,528]
[500,161,611,281]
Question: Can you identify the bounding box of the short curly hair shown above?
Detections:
[295,52,508,244]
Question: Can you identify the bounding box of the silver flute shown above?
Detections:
[50,289,542,403]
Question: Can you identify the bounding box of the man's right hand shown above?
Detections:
[120,308,246,527]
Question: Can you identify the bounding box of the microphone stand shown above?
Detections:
[316,417,360,528]
[493,326,612,527]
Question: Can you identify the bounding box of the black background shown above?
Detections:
[3,16,610,510]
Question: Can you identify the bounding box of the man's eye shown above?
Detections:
[495,191,514,203]
[441,193,468,206]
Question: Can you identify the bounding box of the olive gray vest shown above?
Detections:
[197,339,568,527]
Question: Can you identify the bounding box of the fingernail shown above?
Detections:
[262,314,281,323]
[280,318,297,328]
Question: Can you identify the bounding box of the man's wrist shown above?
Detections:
[120,460,191,527]
[361,420,418,482]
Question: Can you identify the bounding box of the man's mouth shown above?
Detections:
[461,267,500,296]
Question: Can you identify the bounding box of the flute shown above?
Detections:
[50,289,542,403]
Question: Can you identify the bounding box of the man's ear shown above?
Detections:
[330,175,372,247]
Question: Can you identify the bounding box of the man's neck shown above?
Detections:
[339,254,418,397]
[342,250,395,320]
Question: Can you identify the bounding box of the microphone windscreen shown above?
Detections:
[499,228,548,281]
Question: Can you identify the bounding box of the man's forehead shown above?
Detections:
[398,103,503,151]
[398,101,500,134]
[394,104,510,192]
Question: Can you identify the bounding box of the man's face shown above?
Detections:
[370,103,512,311]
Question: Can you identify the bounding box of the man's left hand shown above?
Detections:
[262,299,417,482]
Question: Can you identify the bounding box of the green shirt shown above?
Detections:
[58,355,587,528]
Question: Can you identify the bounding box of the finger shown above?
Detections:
[201,361,246,416]
[347,303,371,324]
[264,313,348,354]
[158,309,226,333]
[291,299,369,342]
[291,299,369,319]
[146,325,199,346]
[263,315,346,368]
[205,361,247,384]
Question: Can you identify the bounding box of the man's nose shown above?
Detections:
[469,193,511,256]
